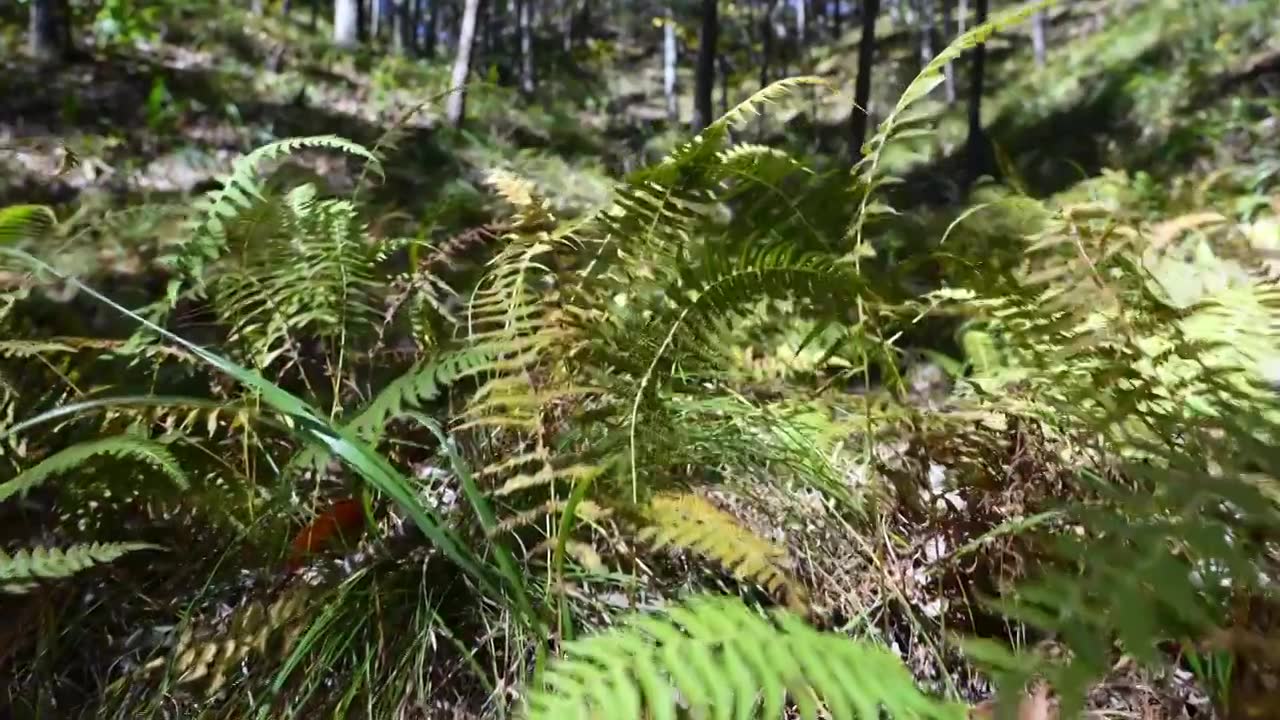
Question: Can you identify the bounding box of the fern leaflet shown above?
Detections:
[523,595,966,720]
[0,435,190,502]
[1,542,161,593]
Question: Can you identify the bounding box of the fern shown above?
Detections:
[846,0,1059,261]
[523,595,966,720]
[143,587,312,696]
[640,492,809,613]
[167,135,383,301]
[0,542,160,593]
[0,204,57,246]
[0,435,189,502]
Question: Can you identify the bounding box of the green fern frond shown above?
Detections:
[347,348,498,440]
[0,204,57,246]
[523,594,966,720]
[171,135,382,295]
[641,492,809,613]
[1,542,160,593]
[289,348,499,471]
[0,435,189,503]
[709,76,829,133]
[846,0,1058,257]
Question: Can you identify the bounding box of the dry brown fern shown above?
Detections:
[142,587,312,696]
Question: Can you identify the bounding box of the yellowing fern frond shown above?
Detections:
[641,492,809,613]
[486,169,556,230]
[143,587,312,696]
[523,595,966,720]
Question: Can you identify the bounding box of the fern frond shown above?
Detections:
[846,0,1059,258]
[0,435,189,503]
[0,204,57,246]
[486,169,557,230]
[147,588,312,696]
[171,135,382,295]
[640,492,809,612]
[523,595,966,720]
[0,542,160,593]
[710,76,829,133]
[347,348,498,440]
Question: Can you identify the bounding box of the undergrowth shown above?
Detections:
[1,2,1278,718]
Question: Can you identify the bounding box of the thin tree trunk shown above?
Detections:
[29,0,68,61]
[357,0,368,40]
[1030,8,1046,67]
[796,0,806,46]
[253,0,266,15]
[519,0,535,95]
[565,0,577,50]
[940,0,956,102]
[719,53,730,116]
[957,0,966,34]
[691,0,718,131]
[372,0,383,37]
[760,0,776,88]
[965,0,990,184]
[918,0,933,70]
[393,0,413,52]
[283,0,292,17]
[832,0,841,37]
[850,0,879,161]
[409,0,423,52]
[426,0,440,54]
[334,0,360,45]
[663,6,679,122]
[445,0,483,126]
[478,0,492,55]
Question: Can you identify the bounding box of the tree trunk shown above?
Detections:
[357,0,368,40]
[691,0,718,132]
[795,0,806,46]
[663,6,679,122]
[965,0,990,184]
[957,0,966,34]
[478,0,492,55]
[850,0,879,161]
[445,0,483,126]
[940,0,956,102]
[561,0,573,53]
[426,0,440,55]
[253,0,266,15]
[372,0,383,38]
[718,53,730,116]
[393,0,413,53]
[519,0,535,95]
[832,0,841,37]
[1030,8,1046,67]
[334,0,360,45]
[759,0,776,89]
[29,0,69,61]
[282,0,292,17]
[918,0,933,70]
